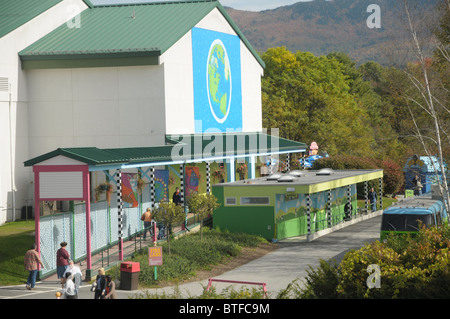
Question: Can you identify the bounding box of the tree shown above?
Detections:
[187,192,220,241]
[153,201,185,255]
[261,47,375,157]
[393,0,450,212]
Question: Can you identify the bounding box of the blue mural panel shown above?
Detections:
[192,27,242,133]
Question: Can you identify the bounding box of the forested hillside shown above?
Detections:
[257,0,449,170]
[225,0,439,64]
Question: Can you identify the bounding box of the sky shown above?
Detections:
[89,0,316,12]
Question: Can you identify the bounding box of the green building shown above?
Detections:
[212,169,384,241]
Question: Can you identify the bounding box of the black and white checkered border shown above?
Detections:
[116,170,123,239]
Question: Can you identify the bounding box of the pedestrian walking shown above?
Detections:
[62,272,78,299]
[56,241,70,287]
[63,260,82,295]
[369,187,378,212]
[141,207,153,240]
[24,243,44,290]
[105,275,117,299]
[94,268,107,299]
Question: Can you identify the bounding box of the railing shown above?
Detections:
[89,213,205,270]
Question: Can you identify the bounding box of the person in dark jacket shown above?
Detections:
[369,188,378,212]
[94,268,106,299]
[172,187,182,205]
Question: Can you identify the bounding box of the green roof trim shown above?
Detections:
[19,0,264,69]
[24,133,306,168]
[0,0,63,38]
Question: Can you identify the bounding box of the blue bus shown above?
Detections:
[380,197,448,242]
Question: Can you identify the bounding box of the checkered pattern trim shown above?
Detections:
[327,189,332,227]
[364,181,369,213]
[116,170,123,239]
[150,167,155,209]
[306,193,311,234]
[206,162,211,194]
[379,178,383,209]
[180,164,184,205]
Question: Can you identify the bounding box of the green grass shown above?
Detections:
[0,220,36,286]
[110,228,269,288]
[357,196,397,212]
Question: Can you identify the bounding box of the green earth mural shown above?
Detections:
[207,40,231,123]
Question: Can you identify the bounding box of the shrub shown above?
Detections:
[292,225,450,299]
[313,155,404,195]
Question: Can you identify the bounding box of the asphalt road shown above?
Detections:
[0,214,382,300]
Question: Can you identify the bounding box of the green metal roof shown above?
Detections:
[0,0,63,38]
[166,132,307,158]
[19,0,265,69]
[24,133,306,168]
[23,146,174,167]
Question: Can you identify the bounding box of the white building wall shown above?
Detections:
[240,42,264,133]
[0,0,87,224]
[160,32,195,135]
[26,65,167,157]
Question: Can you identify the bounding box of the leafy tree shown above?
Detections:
[187,192,220,241]
[313,155,404,194]
[261,47,375,157]
[153,201,185,255]
[390,0,450,211]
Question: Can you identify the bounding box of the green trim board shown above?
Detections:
[21,54,160,69]
[19,0,265,69]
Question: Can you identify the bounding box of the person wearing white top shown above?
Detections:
[62,272,78,299]
[63,260,82,294]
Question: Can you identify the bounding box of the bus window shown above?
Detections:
[381,214,433,232]
[381,214,406,231]
[405,214,433,231]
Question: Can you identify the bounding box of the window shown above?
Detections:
[225,197,237,205]
[240,197,270,205]
[381,214,433,231]
[0,77,8,92]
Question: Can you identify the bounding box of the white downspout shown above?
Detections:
[9,83,16,222]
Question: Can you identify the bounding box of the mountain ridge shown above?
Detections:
[224,0,439,64]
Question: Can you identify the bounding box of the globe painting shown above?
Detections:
[192,27,242,133]
[207,39,232,124]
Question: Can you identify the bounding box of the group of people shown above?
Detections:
[23,186,188,298]
[24,241,116,299]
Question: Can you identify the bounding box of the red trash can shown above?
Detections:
[120,262,140,290]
